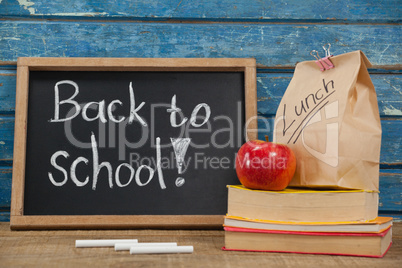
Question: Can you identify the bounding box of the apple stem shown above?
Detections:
[265,135,269,142]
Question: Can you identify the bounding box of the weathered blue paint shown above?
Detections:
[0,0,400,23]
[0,116,14,160]
[257,117,402,165]
[0,166,399,215]
[0,212,10,222]
[0,71,16,114]
[0,116,400,164]
[0,21,400,66]
[1,71,400,116]
[256,73,402,117]
[378,172,402,212]
[0,167,11,208]
[0,0,400,221]
[380,120,402,165]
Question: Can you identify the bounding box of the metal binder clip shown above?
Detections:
[321,43,334,70]
[310,50,325,71]
[310,44,335,71]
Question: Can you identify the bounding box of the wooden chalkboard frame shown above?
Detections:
[10,57,257,230]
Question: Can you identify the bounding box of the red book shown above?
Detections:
[223,226,392,258]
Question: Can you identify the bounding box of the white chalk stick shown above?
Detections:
[75,239,138,248]
[115,242,177,251]
[130,246,194,254]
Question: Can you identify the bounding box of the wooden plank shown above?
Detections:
[257,73,402,117]
[0,116,401,164]
[258,117,402,165]
[0,0,400,22]
[379,172,402,213]
[0,70,16,114]
[2,213,402,224]
[381,174,402,210]
[10,215,224,230]
[10,66,28,217]
[0,21,400,67]
[0,167,12,208]
[0,212,10,222]
[1,166,401,213]
[1,71,400,117]
[245,66,258,140]
[0,116,14,160]
[380,120,402,164]
[18,57,256,69]
[0,222,402,266]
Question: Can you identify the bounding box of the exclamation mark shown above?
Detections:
[171,138,191,187]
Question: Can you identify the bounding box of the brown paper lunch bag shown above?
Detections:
[273,51,381,191]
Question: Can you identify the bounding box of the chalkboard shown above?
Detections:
[10,58,257,229]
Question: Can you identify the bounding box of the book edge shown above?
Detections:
[221,242,392,258]
[224,215,393,226]
[223,226,392,237]
[227,185,375,193]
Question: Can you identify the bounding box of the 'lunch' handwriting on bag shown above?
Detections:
[281,79,335,143]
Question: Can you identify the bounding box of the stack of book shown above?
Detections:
[223,185,392,257]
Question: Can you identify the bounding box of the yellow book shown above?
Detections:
[224,215,392,233]
[227,185,378,223]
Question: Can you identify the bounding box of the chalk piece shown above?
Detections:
[115,242,177,251]
[75,239,138,248]
[130,246,194,254]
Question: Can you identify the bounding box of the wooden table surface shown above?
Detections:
[0,222,401,267]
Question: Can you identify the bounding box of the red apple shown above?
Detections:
[235,136,296,191]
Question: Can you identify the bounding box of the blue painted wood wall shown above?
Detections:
[0,0,401,221]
